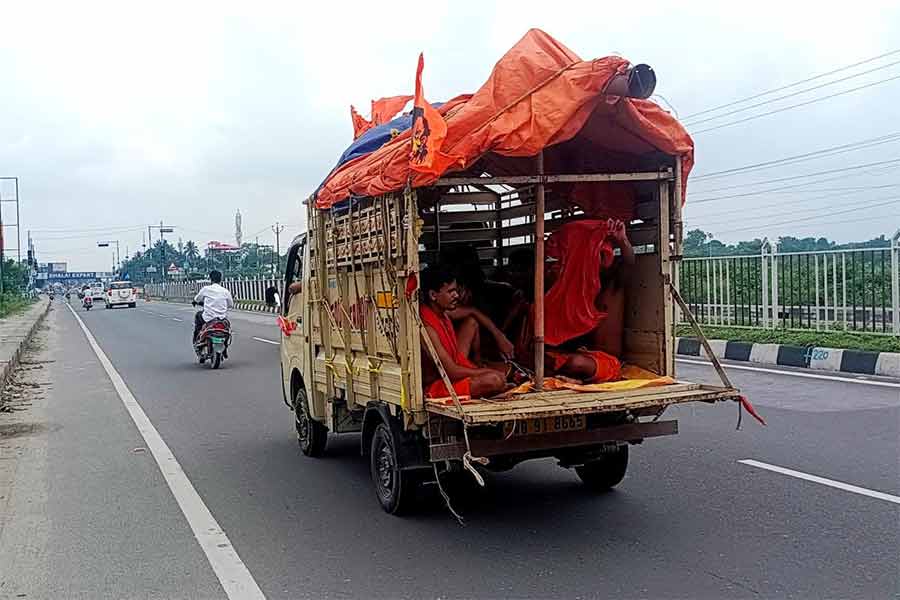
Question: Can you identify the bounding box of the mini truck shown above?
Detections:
[278,34,742,514]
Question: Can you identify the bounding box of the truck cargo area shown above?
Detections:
[425,382,738,424]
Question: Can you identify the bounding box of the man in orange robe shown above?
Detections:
[419,265,506,399]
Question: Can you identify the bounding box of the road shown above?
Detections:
[0,300,897,599]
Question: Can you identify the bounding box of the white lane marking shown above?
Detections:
[252,337,279,346]
[172,318,183,322]
[677,358,900,389]
[65,303,266,599]
[739,459,900,506]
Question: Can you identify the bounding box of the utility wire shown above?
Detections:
[688,193,900,227]
[683,48,900,119]
[713,196,900,234]
[691,73,900,134]
[686,181,900,218]
[684,59,900,126]
[30,224,146,233]
[690,157,900,197]
[34,227,146,242]
[691,133,900,180]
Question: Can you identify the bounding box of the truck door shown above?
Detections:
[281,235,309,394]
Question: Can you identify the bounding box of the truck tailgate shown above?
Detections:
[425,382,739,424]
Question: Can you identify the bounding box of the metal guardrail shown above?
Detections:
[146,278,283,307]
[678,231,900,335]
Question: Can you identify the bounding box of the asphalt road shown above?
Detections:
[1,299,898,599]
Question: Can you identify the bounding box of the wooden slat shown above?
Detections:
[436,172,674,186]
[421,210,498,225]
[439,191,498,205]
[425,385,738,422]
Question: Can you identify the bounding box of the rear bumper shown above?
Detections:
[429,419,678,462]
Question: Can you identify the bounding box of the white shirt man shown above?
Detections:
[194,282,234,322]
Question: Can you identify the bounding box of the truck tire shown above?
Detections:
[574,444,629,490]
[370,422,418,515]
[294,388,327,457]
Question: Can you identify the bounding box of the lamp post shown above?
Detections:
[98,240,120,273]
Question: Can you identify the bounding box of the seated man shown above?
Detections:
[419,264,506,400]
[503,219,633,383]
[586,218,635,357]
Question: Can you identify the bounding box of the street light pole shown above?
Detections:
[97,240,121,274]
[272,222,285,276]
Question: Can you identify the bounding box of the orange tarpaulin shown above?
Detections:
[350,105,373,140]
[316,28,693,209]
[372,95,413,125]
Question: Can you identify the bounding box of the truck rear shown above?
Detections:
[278,31,742,514]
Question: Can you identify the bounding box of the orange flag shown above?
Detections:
[371,95,413,125]
[409,53,450,176]
[350,105,373,140]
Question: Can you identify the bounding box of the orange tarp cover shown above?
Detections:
[316,29,693,209]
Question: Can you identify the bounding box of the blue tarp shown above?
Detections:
[316,103,445,209]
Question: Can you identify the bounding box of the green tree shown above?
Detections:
[183,241,200,267]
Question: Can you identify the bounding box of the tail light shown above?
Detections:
[211,322,228,331]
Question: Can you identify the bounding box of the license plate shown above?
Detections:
[503,415,586,436]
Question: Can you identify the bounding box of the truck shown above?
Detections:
[278,30,744,514]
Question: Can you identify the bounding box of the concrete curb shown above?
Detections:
[0,298,51,392]
[677,336,900,378]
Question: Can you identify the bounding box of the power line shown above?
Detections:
[691,133,900,180]
[683,48,900,120]
[34,227,146,241]
[686,181,900,218]
[691,73,900,134]
[29,223,146,233]
[713,196,900,234]
[689,157,900,198]
[684,59,900,126]
[688,193,900,227]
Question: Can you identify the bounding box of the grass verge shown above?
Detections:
[677,324,900,354]
[0,294,33,319]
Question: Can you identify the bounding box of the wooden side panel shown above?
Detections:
[623,192,666,375]
[307,193,424,424]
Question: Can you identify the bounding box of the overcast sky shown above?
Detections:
[2,0,900,270]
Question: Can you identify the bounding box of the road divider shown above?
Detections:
[677,358,900,388]
[0,298,50,393]
[65,303,267,600]
[678,337,900,378]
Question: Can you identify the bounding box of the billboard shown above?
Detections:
[48,262,67,273]
[46,271,114,281]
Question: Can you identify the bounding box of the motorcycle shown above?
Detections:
[192,302,232,369]
[83,296,93,311]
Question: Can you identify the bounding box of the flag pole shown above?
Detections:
[533,151,545,390]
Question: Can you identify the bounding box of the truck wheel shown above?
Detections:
[370,422,417,515]
[574,444,629,491]
[294,388,327,457]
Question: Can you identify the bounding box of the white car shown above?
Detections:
[105,281,137,309]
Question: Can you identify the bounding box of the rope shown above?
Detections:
[432,464,465,525]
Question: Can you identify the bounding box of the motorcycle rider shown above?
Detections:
[192,270,234,343]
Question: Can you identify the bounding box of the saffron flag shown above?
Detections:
[409,54,450,175]
[371,95,413,125]
[350,105,373,140]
